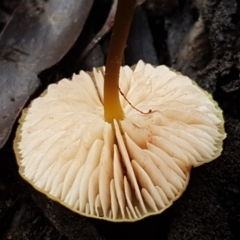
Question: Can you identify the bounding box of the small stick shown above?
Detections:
[79,0,118,62]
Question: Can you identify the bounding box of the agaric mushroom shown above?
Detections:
[14,0,226,222]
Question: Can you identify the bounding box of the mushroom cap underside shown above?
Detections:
[14,60,226,222]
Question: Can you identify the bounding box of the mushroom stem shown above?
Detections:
[104,0,137,122]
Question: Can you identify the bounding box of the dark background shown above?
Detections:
[0,0,239,239]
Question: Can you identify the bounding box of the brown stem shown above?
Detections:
[104,0,137,122]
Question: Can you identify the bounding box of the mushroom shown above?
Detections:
[14,0,226,222]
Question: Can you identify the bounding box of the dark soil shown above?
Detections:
[0,0,240,239]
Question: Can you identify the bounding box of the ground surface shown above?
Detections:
[0,0,240,239]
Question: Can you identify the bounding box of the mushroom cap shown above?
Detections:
[14,60,226,222]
